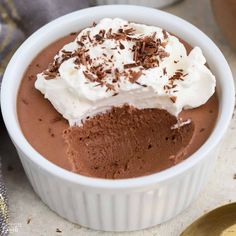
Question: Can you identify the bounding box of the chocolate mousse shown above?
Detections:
[63,106,194,178]
[17,19,218,179]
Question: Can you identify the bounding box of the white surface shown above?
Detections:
[36,18,215,125]
[0,0,236,235]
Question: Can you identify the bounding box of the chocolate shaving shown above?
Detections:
[100,29,105,38]
[163,67,167,75]
[162,30,168,39]
[170,96,177,103]
[141,41,146,54]
[83,71,97,82]
[106,28,112,38]
[152,32,157,39]
[94,82,104,87]
[119,41,125,50]
[81,52,87,66]
[43,70,58,80]
[94,30,105,43]
[113,68,120,83]
[163,85,172,90]
[158,49,170,59]
[131,35,169,69]
[81,35,87,41]
[87,31,92,43]
[129,70,142,83]
[95,34,103,42]
[135,81,147,87]
[89,65,107,81]
[48,62,59,73]
[61,49,72,55]
[124,28,135,35]
[105,69,112,74]
[118,28,124,34]
[133,47,138,62]
[169,70,184,83]
[113,32,127,40]
[70,32,77,36]
[124,62,140,69]
[106,83,115,92]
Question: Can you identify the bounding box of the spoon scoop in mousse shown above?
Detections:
[63,105,194,179]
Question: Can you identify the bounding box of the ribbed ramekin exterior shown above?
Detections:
[17,148,218,231]
[90,0,180,8]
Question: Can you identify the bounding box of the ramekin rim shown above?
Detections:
[1,5,235,189]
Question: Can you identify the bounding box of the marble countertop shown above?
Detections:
[1,0,236,235]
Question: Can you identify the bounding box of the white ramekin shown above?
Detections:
[1,5,234,232]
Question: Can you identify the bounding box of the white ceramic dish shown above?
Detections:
[1,5,234,232]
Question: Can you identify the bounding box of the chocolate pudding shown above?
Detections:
[17,19,218,179]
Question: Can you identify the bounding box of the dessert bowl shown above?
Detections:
[1,5,234,232]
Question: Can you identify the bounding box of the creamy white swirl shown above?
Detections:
[35,18,216,125]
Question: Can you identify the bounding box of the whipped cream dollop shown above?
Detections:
[35,18,216,125]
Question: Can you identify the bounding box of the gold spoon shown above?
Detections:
[180,202,236,236]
